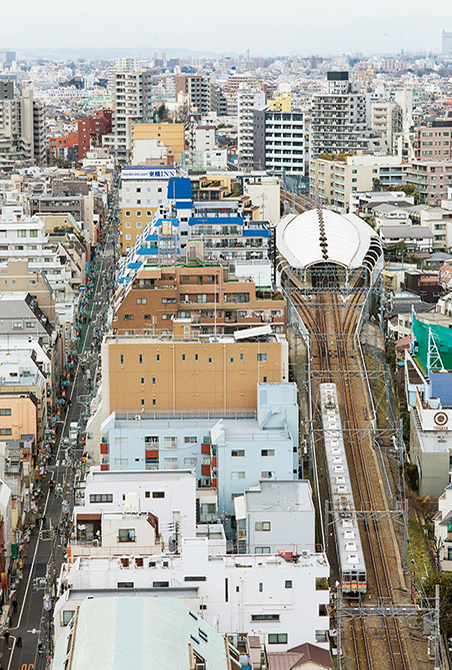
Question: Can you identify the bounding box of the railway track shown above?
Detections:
[331,291,410,670]
[285,276,412,670]
[281,189,315,214]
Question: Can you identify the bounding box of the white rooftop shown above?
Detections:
[276,209,380,270]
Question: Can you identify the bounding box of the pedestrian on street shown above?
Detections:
[12,599,17,613]
[4,630,9,644]
[16,635,22,647]
[41,515,46,528]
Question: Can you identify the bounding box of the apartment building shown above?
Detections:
[0,205,71,296]
[406,160,452,204]
[235,480,315,554]
[253,108,306,175]
[119,166,176,253]
[55,540,330,652]
[0,349,47,455]
[311,72,384,157]
[71,469,196,554]
[414,120,452,161]
[100,327,288,415]
[371,101,402,150]
[112,264,285,336]
[103,64,153,161]
[309,155,407,212]
[77,110,112,160]
[237,86,266,170]
[0,88,46,167]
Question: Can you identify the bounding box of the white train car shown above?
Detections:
[320,383,367,594]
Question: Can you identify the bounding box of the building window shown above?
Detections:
[208,358,212,363]
[153,399,156,406]
[230,357,234,363]
[118,529,136,542]
[257,353,267,362]
[145,491,150,498]
[195,354,199,361]
[164,458,178,469]
[255,522,271,531]
[268,634,287,645]
[231,471,245,480]
[153,581,169,588]
[152,377,156,385]
[124,315,134,321]
[62,610,75,626]
[285,580,292,589]
[182,354,186,361]
[137,298,147,304]
[153,491,165,498]
[89,494,113,503]
[115,458,129,467]
[251,614,279,621]
[259,582,263,592]
[141,399,145,407]
[0,429,12,436]
[231,450,245,457]
[261,471,275,479]
[117,582,134,588]
[156,354,160,361]
[255,547,271,554]
[240,353,244,360]
[139,354,143,364]
[0,409,11,416]
[184,436,197,444]
[261,449,275,457]
[12,321,23,329]
[164,436,178,450]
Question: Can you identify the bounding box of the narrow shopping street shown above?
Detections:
[0,197,118,670]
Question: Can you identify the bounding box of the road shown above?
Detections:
[0,199,118,670]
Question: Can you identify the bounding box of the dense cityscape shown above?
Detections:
[1,19,452,670]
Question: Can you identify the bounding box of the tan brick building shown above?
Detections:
[102,327,288,413]
[112,265,286,336]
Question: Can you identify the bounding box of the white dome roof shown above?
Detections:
[276,209,380,270]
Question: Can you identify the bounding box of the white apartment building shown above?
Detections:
[72,469,197,554]
[309,155,407,212]
[237,86,266,170]
[104,65,152,161]
[311,72,384,157]
[0,205,71,299]
[253,109,306,175]
[371,101,402,150]
[55,538,330,651]
[234,480,315,554]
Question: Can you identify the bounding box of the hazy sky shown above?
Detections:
[5,0,452,56]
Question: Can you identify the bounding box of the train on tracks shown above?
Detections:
[320,382,367,594]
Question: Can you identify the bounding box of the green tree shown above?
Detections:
[372,178,382,191]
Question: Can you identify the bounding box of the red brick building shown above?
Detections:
[77,110,112,159]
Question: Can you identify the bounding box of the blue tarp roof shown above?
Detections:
[167,177,192,200]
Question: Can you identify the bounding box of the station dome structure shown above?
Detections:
[276,208,383,281]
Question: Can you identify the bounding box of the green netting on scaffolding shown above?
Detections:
[412,311,452,371]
